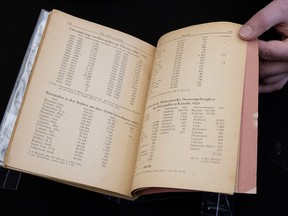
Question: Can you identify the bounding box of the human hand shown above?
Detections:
[239,0,288,93]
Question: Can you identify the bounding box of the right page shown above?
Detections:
[132,22,253,195]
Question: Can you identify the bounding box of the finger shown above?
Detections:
[260,60,288,78]
[259,39,288,61]
[239,0,288,40]
[259,75,288,93]
[261,72,288,84]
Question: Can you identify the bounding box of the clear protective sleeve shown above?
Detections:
[0,9,49,189]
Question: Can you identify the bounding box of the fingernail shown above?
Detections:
[239,25,253,38]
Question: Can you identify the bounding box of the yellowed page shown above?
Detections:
[4,9,155,199]
[132,22,247,195]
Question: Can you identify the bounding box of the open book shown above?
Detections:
[3,9,258,200]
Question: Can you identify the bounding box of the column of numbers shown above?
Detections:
[73,107,94,163]
[101,116,116,168]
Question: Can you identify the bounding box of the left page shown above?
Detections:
[4,9,155,199]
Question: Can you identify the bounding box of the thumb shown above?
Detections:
[239,0,285,40]
[239,24,255,40]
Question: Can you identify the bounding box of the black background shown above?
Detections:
[1,0,288,215]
